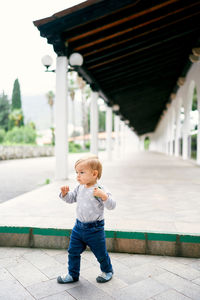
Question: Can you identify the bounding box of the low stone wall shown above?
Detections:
[0,227,200,258]
[0,145,54,160]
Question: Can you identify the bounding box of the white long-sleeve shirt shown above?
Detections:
[59,183,116,223]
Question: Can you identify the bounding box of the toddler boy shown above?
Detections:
[57,156,116,284]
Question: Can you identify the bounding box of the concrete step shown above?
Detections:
[1,226,200,258]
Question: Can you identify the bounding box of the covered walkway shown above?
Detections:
[33,0,200,179]
[0,150,200,257]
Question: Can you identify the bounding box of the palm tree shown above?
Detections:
[46,91,55,145]
[46,91,55,125]
[9,109,23,127]
[76,75,89,149]
[68,74,77,137]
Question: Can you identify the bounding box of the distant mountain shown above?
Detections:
[22,94,51,130]
[22,94,85,131]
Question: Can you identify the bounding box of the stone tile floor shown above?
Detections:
[0,247,200,300]
[1,151,200,235]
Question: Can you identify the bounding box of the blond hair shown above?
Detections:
[75,155,102,179]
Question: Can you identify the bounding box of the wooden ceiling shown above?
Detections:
[34,0,200,135]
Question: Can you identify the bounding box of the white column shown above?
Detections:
[168,109,173,155]
[124,125,128,152]
[160,121,166,154]
[175,98,182,157]
[197,86,200,165]
[119,120,124,154]
[120,121,126,154]
[164,116,168,154]
[182,105,190,160]
[55,56,68,180]
[165,113,171,155]
[90,91,98,155]
[114,114,120,158]
[169,107,175,155]
[106,106,112,160]
[182,82,195,160]
[139,135,145,151]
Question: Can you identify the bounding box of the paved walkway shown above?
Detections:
[0,154,80,203]
[1,151,200,299]
[1,246,200,299]
[0,151,200,235]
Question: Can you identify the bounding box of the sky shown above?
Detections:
[0,0,86,98]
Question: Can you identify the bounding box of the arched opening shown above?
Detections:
[190,86,198,160]
[180,105,185,156]
[144,136,150,150]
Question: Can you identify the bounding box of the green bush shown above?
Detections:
[69,141,82,153]
[0,129,6,143]
[4,125,37,144]
[144,137,150,150]
[85,141,90,150]
[191,134,197,159]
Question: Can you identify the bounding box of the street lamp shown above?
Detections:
[41,55,54,71]
[189,48,200,63]
[42,52,84,72]
[69,52,83,67]
[42,52,84,180]
[112,104,120,112]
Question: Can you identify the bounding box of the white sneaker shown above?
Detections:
[57,273,78,284]
[96,272,113,283]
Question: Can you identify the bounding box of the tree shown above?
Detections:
[11,79,22,110]
[10,79,24,127]
[0,92,10,131]
[9,109,24,128]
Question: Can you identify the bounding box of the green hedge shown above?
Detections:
[0,129,6,143]
[191,134,197,159]
[3,126,37,145]
[69,141,82,153]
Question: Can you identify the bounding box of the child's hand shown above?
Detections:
[61,186,69,197]
[93,187,108,201]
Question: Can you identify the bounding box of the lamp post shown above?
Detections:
[112,104,120,112]
[113,105,120,158]
[42,52,83,180]
[42,52,83,72]
[106,105,112,160]
[41,55,54,71]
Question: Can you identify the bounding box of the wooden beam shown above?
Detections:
[84,26,193,68]
[95,58,184,85]
[90,38,189,74]
[68,0,181,43]
[72,2,199,51]
[82,10,197,58]
[87,19,200,70]
[92,49,187,81]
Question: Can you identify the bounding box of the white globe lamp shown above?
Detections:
[69,52,83,67]
[41,55,53,69]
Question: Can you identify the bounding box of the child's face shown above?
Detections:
[75,162,98,187]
